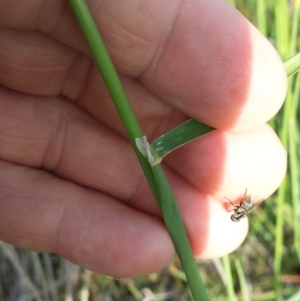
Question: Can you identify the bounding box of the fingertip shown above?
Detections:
[217,124,287,200]
[231,26,288,131]
[169,180,248,259]
[194,197,248,258]
[141,0,287,131]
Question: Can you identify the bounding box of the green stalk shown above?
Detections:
[287,0,300,265]
[275,73,294,296]
[67,0,158,201]
[273,1,291,297]
[289,1,300,56]
[235,258,251,301]
[274,0,289,60]
[221,255,236,301]
[256,0,267,37]
[289,122,300,262]
[274,178,287,299]
[68,1,209,300]
[152,165,209,301]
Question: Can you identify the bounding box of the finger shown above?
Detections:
[0,27,90,97]
[0,0,287,131]
[0,161,175,278]
[166,123,287,202]
[139,0,287,131]
[0,86,147,206]
[155,167,249,257]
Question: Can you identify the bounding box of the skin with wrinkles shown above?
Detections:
[0,0,287,278]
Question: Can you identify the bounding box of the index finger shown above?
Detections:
[138,0,287,131]
[0,0,287,132]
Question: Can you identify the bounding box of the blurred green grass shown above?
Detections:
[1,0,299,300]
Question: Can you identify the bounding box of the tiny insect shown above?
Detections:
[225,189,255,222]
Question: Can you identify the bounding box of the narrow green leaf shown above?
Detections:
[151,119,216,162]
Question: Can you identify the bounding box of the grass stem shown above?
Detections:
[67,0,209,300]
[67,0,158,202]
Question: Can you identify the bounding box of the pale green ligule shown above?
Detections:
[135,136,157,166]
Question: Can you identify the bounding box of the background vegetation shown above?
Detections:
[1,0,299,300]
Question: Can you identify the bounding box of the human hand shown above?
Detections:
[0,0,287,278]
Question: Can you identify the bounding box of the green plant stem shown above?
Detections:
[235,258,251,301]
[256,0,267,37]
[222,255,236,301]
[274,8,300,298]
[152,165,209,301]
[274,178,287,299]
[289,2,300,56]
[289,122,300,261]
[68,0,158,201]
[274,0,289,60]
[68,0,209,300]
[274,1,294,296]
